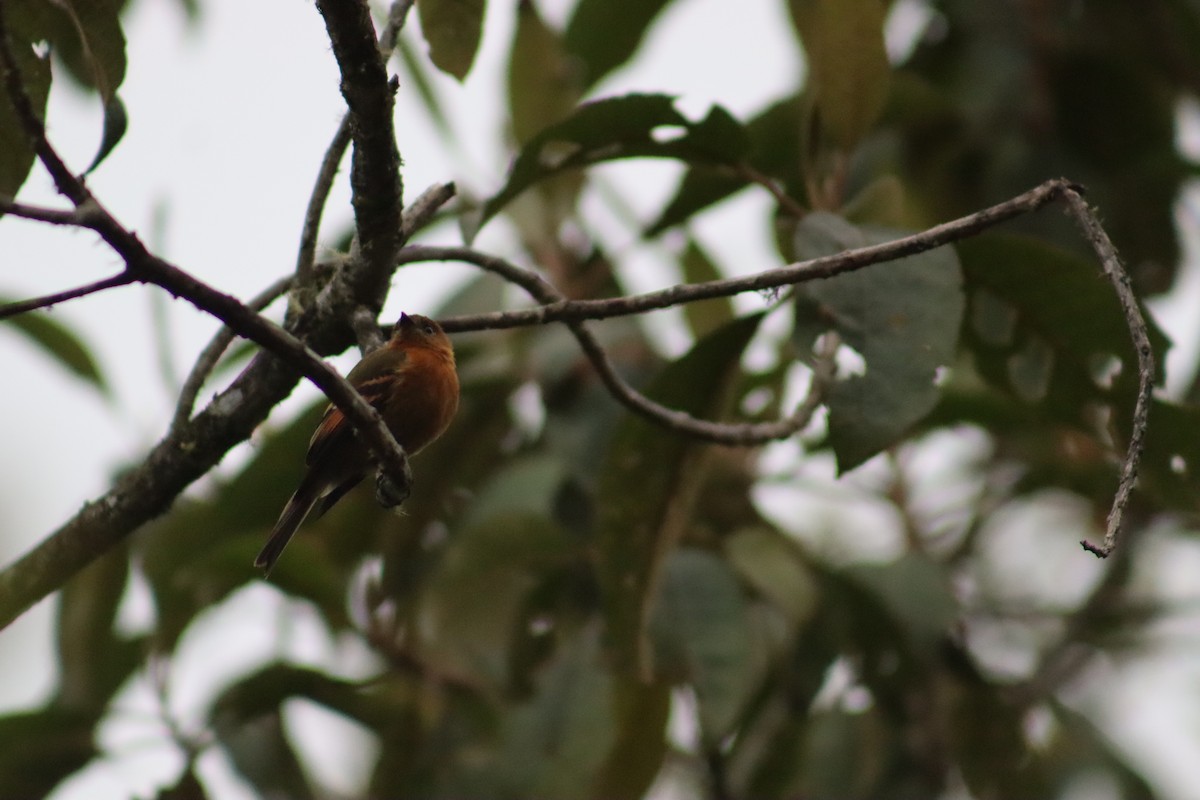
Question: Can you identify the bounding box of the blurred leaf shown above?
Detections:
[0,10,50,198]
[679,240,735,339]
[789,0,890,150]
[457,623,619,798]
[83,93,128,174]
[651,548,756,744]
[422,456,577,683]
[213,712,312,800]
[1043,701,1157,799]
[646,95,805,236]
[508,0,581,146]
[0,708,96,798]
[155,766,209,800]
[41,0,126,100]
[792,212,963,471]
[1,307,108,394]
[417,0,486,80]
[595,313,764,678]
[564,0,675,88]
[396,35,455,141]
[845,554,958,655]
[472,94,749,238]
[505,0,585,247]
[212,664,388,731]
[726,526,818,625]
[56,547,138,711]
[946,678,1047,798]
[589,677,671,800]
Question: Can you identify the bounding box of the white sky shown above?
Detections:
[1,0,1199,798]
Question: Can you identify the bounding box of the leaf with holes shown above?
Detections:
[793,212,963,471]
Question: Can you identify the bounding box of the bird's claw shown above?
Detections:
[375,464,412,509]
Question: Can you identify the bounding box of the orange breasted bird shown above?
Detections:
[255,312,459,574]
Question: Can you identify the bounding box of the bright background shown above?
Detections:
[3,1,1200,798]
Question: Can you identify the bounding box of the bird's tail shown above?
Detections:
[255,480,323,576]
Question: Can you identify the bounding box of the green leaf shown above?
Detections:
[651,548,756,744]
[646,95,805,236]
[725,527,818,625]
[1,307,108,394]
[472,94,749,238]
[845,553,958,655]
[947,679,1048,798]
[43,0,126,101]
[83,93,128,175]
[508,0,581,146]
[213,712,312,800]
[56,547,137,711]
[564,0,675,88]
[417,0,486,80]
[460,624,620,799]
[958,235,1169,401]
[589,678,671,800]
[0,708,96,798]
[420,456,576,683]
[595,313,764,678]
[789,0,891,149]
[0,10,50,198]
[792,212,964,471]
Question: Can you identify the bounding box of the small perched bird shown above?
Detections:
[255,312,459,575]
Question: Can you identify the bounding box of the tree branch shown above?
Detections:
[292,0,418,294]
[0,196,86,225]
[1063,188,1156,558]
[399,245,836,444]
[435,179,1074,333]
[312,0,404,307]
[0,2,420,629]
[0,272,133,320]
[170,275,293,432]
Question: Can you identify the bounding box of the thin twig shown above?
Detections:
[294,114,353,287]
[433,179,1074,332]
[736,163,807,220]
[171,276,293,432]
[400,181,456,240]
[1062,188,1155,558]
[399,246,838,445]
[0,196,84,225]
[0,272,133,320]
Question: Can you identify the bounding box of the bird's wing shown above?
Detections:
[305,345,408,467]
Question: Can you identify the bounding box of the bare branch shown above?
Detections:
[400,246,836,445]
[312,0,404,305]
[0,196,85,226]
[434,179,1074,333]
[401,181,456,240]
[0,273,133,320]
[1063,188,1156,558]
[294,114,353,288]
[171,275,293,432]
[0,5,419,629]
[291,0,417,318]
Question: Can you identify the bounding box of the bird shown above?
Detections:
[255,312,459,575]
